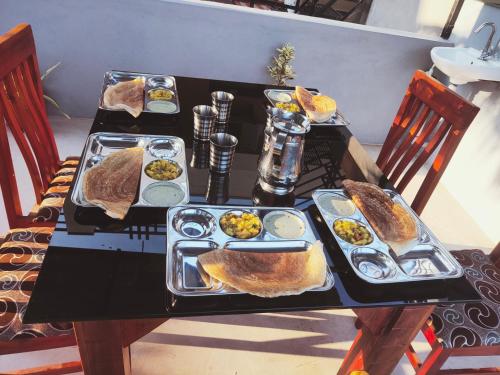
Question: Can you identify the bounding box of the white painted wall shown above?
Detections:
[367,0,454,38]
[0,0,449,144]
[367,0,500,243]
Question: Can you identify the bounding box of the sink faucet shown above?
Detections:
[494,38,500,59]
[474,22,496,60]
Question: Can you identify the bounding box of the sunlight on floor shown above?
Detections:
[132,311,359,375]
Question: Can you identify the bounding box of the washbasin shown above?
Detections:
[431,47,500,84]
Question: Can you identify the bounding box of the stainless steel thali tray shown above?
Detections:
[264,89,350,126]
[166,205,335,297]
[71,132,189,208]
[312,189,463,284]
[99,70,180,114]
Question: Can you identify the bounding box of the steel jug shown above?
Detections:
[257,111,310,194]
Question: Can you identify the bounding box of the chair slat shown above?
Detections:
[0,104,26,227]
[383,105,431,175]
[389,112,442,184]
[21,59,60,169]
[0,80,45,199]
[13,65,57,178]
[396,120,450,192]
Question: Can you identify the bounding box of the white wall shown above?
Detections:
[367,0,454,37]
[367,0,500,47]
[367,0,500,243]
[0,0,449,144]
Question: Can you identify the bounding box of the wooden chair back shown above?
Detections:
[377,70,479,215]
[0,23,60,228]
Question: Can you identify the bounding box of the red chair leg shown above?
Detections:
[416,343,452,375]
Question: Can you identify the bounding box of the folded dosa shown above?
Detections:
[198,241,327,298]
[103,79,145,118]
[343,179,417,243]
[83,147,143,219]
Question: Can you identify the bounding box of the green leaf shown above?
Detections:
[41,62,61,81]
[267,42,296,86]
[43,94,71,119]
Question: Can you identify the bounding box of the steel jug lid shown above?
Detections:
[272,112,311,135]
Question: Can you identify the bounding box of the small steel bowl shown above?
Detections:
[144,159,182,181]
[219,210,262,239]
[172,209,217,238]
[147,139,181,159]
[316,192,356,217]
[147,88,175,101]
[333,218,373,245]
[351,247,397,280]
[147,76,174,89]
[142,181,185,207]
[262,210,305,239]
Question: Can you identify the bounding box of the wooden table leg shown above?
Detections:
[73,318,168,375]
[338,305,435,375]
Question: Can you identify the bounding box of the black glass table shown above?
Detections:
[24,76,479,375]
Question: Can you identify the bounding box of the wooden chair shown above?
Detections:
[0,23,82,374]
[377,70,479,215]
[354,71,494,374]
[405,245,500,375]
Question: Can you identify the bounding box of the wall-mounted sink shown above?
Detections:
[431,47,500,85]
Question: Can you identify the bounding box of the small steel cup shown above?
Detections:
[211,91,234,124]
[209,133,238,173]
[193,105,218,141]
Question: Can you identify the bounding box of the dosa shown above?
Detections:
[343,179,417,245]
[103,79,145,118]
[198,241,327,298]
[83,147,143,219]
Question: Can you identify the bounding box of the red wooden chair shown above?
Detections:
[405,245,500,375]
[0,24,81,374]
[376,69,479,215]
[353,71,498,374]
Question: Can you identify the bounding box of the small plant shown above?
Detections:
[41,62,71,119]
[267,43,296,86]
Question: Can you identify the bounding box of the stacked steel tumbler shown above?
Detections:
[192,91,237,174]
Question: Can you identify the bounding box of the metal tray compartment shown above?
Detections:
[166,205,336,297]
[264,89,350,126]
[71,132,189,208]
[312,189,463,284]
[99,70,180,114]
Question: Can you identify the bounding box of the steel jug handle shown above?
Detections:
[272,130,287,166]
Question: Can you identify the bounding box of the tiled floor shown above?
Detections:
[0,118,496,374]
